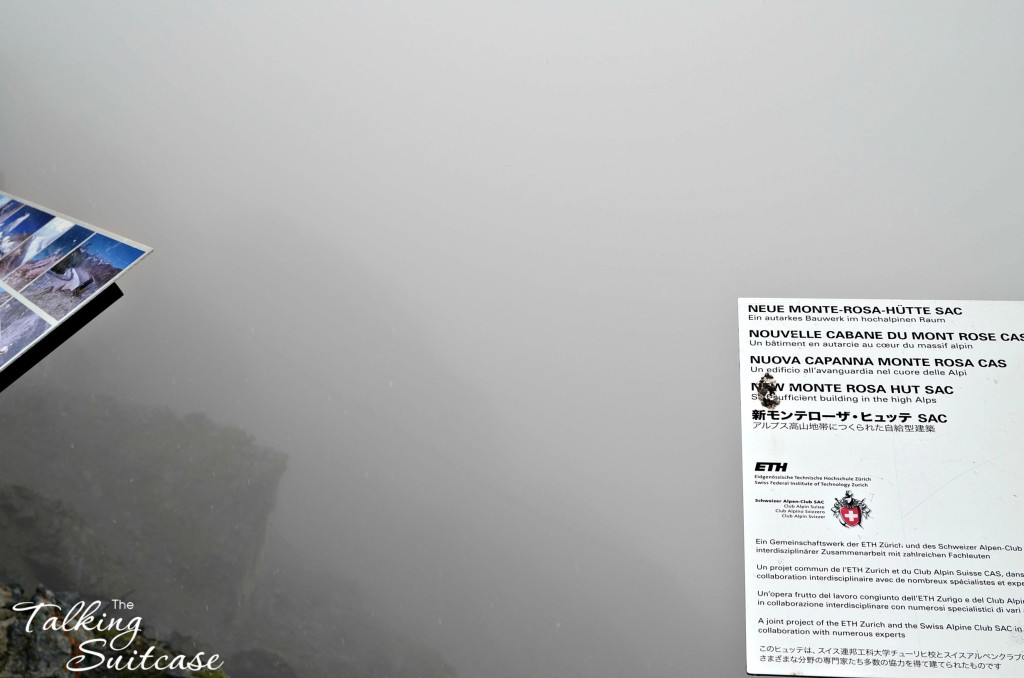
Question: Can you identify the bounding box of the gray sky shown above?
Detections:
[2,3,1024,676]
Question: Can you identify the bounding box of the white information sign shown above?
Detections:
[740,299,1024,677]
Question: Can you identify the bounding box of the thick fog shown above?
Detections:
[2,3,1024,676]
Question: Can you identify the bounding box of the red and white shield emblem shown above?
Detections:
[840,506,861,527]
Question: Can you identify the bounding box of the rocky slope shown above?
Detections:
[0,386,456,678]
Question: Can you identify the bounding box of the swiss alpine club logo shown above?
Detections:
[832,490,870,528]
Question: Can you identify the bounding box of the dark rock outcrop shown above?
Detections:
[0,485,127,600]
[0,391,287,640]
[0,387,458,678]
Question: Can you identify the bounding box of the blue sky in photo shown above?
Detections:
[0,205,54,238]
[22,225,93,267]
[80,233,145,270]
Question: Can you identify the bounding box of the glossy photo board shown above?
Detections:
[0,192,150,380]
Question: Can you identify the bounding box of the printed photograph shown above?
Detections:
[0,297,49,371]
[0,205,56,264]
[0,217,75,275]
[1,221,94,289]
[21,234,145,320]
[0,196,24,223]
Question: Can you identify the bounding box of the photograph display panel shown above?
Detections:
[0,192,150,375]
